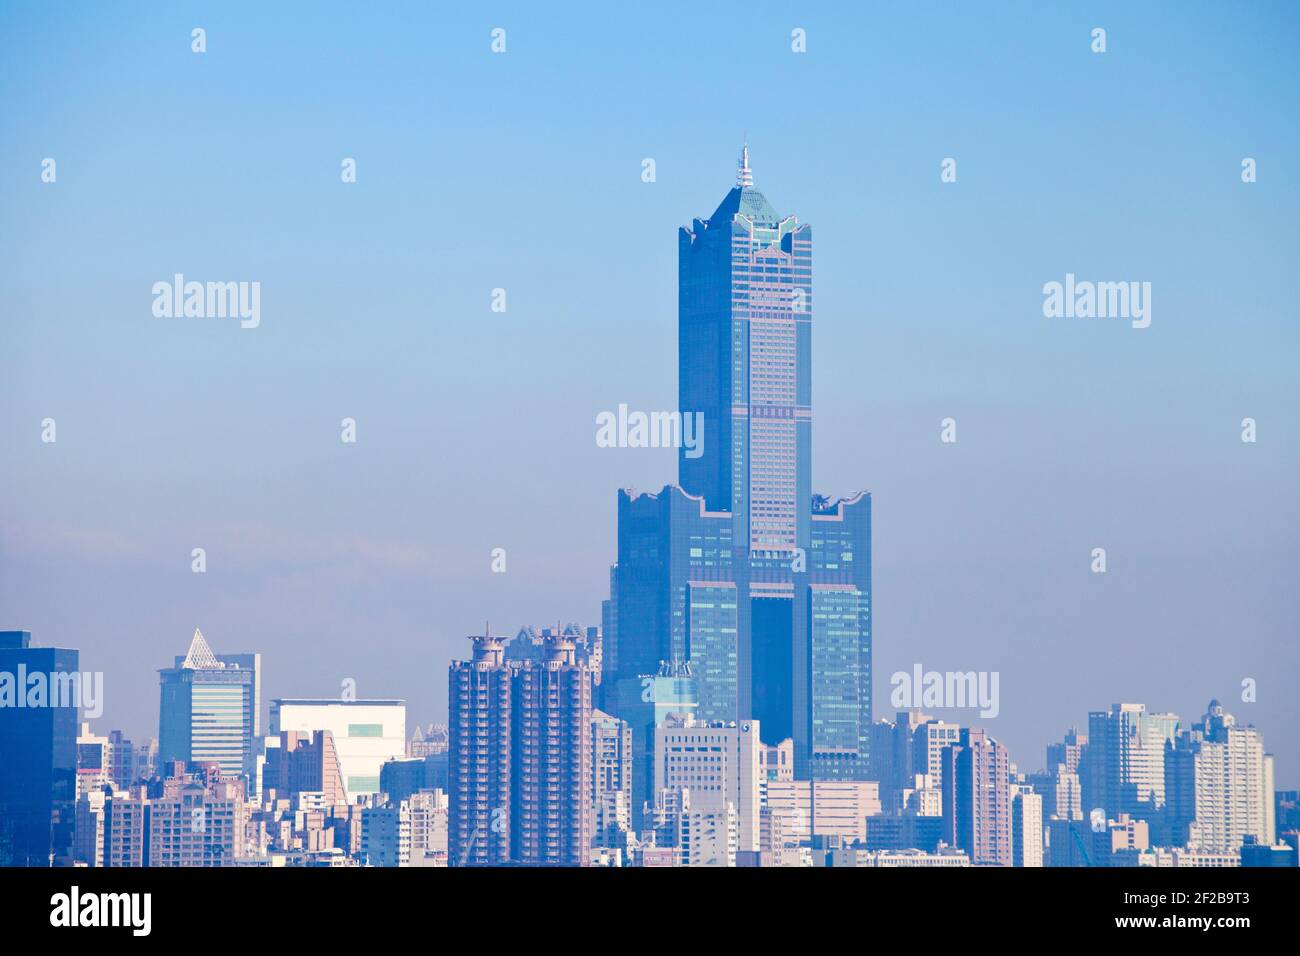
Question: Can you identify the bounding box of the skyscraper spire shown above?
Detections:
[737,141,753,187]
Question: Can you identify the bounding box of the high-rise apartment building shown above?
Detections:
[941,728,1011,866]
[1166,700,1275,853]
[448,634,512,866]
[99,767,249,867]
[510,634,594,866]
[1012,786,1044,867]
[448,631,595,867]
[158,629,260,781]
[606,149,872,781]
[147,774,248,867]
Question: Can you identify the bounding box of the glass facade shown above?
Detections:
[605,153,872,780]
[158,633,258,782]
[686,582,738,723]
[0,631,79,866]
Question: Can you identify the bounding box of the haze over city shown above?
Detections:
[2,0,1297,798]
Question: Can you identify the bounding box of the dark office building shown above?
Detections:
[0,630,80,866]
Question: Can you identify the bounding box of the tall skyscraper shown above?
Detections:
[607,148,872,781]
[448,633,512,866]
[1084,703,1178,823]
[0,630,79,865]
[158,628,260,781]
[941,728,1012,866]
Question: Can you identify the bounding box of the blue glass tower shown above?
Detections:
[606,149,872,781]
[0,630,79,866]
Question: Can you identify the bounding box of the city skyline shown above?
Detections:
[2,0,1298,830]
[4,144,1294,871]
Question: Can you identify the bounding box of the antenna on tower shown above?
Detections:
[737,140,753,187]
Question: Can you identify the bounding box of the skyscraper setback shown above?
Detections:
[606,148,872,781]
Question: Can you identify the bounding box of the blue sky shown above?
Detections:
[2,2,1298,783]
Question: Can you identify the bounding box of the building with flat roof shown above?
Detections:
[270,698,405,802]
[654,713,761,852]
[0,630,80,865]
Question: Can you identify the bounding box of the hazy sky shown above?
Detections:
[2,2,1297,784]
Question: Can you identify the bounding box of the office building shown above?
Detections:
[765,779,881,845]
[0,630,80,865]
[654,713,762,852]
[600,658,699,828]
[1084,703,1178,822]
[158,628,260,781]
[262,730,348,805]
[270,698,406,802]
[380,753,448,804]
